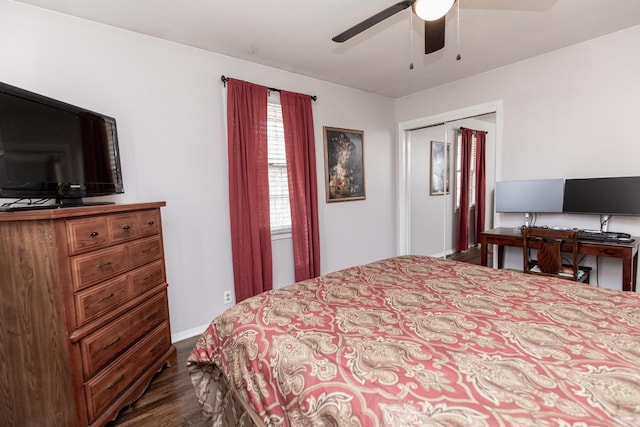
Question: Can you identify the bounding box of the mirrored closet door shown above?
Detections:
[401,112,497,261]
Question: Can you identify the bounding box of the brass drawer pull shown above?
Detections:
[143,274,154,281]
[148,340,164,354]
[102,335,122,350]
[89,231,99,237]
[99,293,115,302]
[96,261,112,269]
[145,310,160,321]
[122,225,131,230]
[148,220,155,225]
[105,374,124,390]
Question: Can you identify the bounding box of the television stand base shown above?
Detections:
[0,200,115,212]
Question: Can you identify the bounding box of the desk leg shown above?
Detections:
[480,239,488,267]
[481,239,505,269]
[497,245,505,269]
[633,252,638,293]
[622,251,634,292]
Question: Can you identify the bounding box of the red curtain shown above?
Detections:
[474,131,487,244]
[226,78,272,302]
[280,91,321,281]
[455,128,473,252]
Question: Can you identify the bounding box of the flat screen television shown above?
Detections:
[0,81,123,209]
[563,176,640,216]
[495,179,565,213]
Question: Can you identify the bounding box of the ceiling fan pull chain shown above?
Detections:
[456,0,462,60]
[409,8,414,70]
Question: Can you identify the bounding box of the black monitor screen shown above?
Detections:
[563,176,640,216]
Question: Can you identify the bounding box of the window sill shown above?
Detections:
[271,230,292,241]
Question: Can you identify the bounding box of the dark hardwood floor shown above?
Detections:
[448,245,488,265]
[108,335,209,427]
[108,249,485,426]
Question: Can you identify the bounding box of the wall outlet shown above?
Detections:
[223,290,232,304]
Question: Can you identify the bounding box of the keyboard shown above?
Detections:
[577,229,634,243]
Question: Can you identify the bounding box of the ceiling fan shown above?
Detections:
[332,0,456,55]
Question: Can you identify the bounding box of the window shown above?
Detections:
[455,132,477,210]
[267,95,291,235]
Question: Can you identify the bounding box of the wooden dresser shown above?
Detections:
[0,202,177,426]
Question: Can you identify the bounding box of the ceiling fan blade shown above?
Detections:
[424,17,446,54]
[332,1,412,43]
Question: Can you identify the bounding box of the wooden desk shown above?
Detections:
[480,227,639,292]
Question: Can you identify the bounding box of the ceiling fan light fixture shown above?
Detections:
[413,0,455,21]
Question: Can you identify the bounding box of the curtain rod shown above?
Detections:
[221,75,317,101]
[459,126,489,135]
[410,123,490,133]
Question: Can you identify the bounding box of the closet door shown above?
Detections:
[408,124,453,257]
[405,114,496,259]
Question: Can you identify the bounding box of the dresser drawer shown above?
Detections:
[108,213,138,243]
[75,275,131,326]
[84,321,171,422]
[71,246,129,291]
[127,235,163,269]
[80,292,168,378]
[131,259,165,295]
[136,209,161,237]
[66,217,110,255]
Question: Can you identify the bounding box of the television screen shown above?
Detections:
[0,82,123,205]
[563,176,640,216]
[495,179,565,213]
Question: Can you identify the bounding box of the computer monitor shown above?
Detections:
[563,176,640,231]
[563,176,640,216]
[495,179,565,226]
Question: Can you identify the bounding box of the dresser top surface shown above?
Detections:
[0,201,166,222]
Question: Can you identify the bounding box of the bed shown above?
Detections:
[187,255,640,426]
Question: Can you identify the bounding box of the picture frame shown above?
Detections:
[323,126,366,202]
[430,140,450,195]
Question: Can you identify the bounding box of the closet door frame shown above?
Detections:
[397,101,504,256]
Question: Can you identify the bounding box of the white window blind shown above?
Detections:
[267,97,291,234]
[455,132,477,210]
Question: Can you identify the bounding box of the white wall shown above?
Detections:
[396,24,640,290]
[0,1,397,338]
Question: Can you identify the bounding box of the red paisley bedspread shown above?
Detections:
[187,255,640,427]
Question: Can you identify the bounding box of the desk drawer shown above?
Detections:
[80,292,168,378]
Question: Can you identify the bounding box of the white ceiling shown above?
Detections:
[14,0,640,98]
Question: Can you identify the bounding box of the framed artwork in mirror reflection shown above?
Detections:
[430,140,450,195]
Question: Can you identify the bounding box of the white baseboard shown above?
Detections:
[171,323,209,343]
[431,249,456,258]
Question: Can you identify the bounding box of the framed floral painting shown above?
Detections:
[323,127,365,202]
